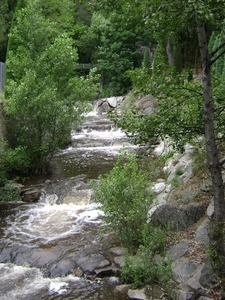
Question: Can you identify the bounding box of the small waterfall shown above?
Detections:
[53,103,138,179]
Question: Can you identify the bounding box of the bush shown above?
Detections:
[92,151,156,250]
[0,140,24,202]
[0,141,30,182]
[122,226,173,293]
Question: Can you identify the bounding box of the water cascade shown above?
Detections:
[0,102,137,300]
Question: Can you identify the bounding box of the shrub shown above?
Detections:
[122,225,174,294]
[92,151,155,250]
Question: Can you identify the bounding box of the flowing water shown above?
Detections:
[0,111,139,300]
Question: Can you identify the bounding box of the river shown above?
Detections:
[0,110,139,299]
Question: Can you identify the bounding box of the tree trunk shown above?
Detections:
[197,23,225,271]
[166,38,174,67]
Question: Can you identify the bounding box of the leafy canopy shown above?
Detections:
[4,0,99,174]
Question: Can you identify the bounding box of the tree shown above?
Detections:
[4,0,98,174]
[0,0,17,61]
[109,0,225,274]
[96,13,153,96]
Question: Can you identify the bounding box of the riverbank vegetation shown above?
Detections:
[91,151,174,293]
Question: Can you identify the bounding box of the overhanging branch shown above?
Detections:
[211,49,225,65]
[210,40,225,60]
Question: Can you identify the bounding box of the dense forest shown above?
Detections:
[2,0,225,294]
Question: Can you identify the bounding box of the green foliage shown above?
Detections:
[95,13,152,96]
[4,0,99,174]
[122,229,173,291]
[0,139,25,203]
[97,23,134,96]
[0,0,17,61]
[78,12,110,64]
[92,152,156,250]
[143,48,151,71]
[0,182,20,203]
[112,70,204,152]
[175,168,183,176]
[0,139,30,182]
[153,42,168,74]
[192,145,207,176]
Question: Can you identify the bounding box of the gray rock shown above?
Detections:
[185,204,205,223]
[151,204,188,230]
[196,225,209,245]
[199,260,216,287]
[107,97,117,108]
[168,240,189,261]
[207,200,214,218]
[128,287,147,300]
[49,259,76,277]
[94,265,121,276]
[97,259,111,269]
[114,284,132,295]
[108,247,127,256]
[114,256,125,267]
[151,203,205,231]
[152,182,166,194]
[172,257,201,283]
[77,253,106,274]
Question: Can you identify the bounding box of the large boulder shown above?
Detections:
[150,203,205,231]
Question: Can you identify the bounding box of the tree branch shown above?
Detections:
[211,49,225,65]
[210,40,225,60]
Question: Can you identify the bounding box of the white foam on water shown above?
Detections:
[49,281,68,294]
[3,201,103,246]
[0,263,81,299]
[72,128,127,140]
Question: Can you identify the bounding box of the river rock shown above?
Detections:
[108,247,127,256]
[94,265,121,276]
[49,258,76,277]
[114,284,132,295]
[207,199,214,218]
[114,256,125,267]
[20,188,42,202]
[77,253,108,274]
[128,287,147,300]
